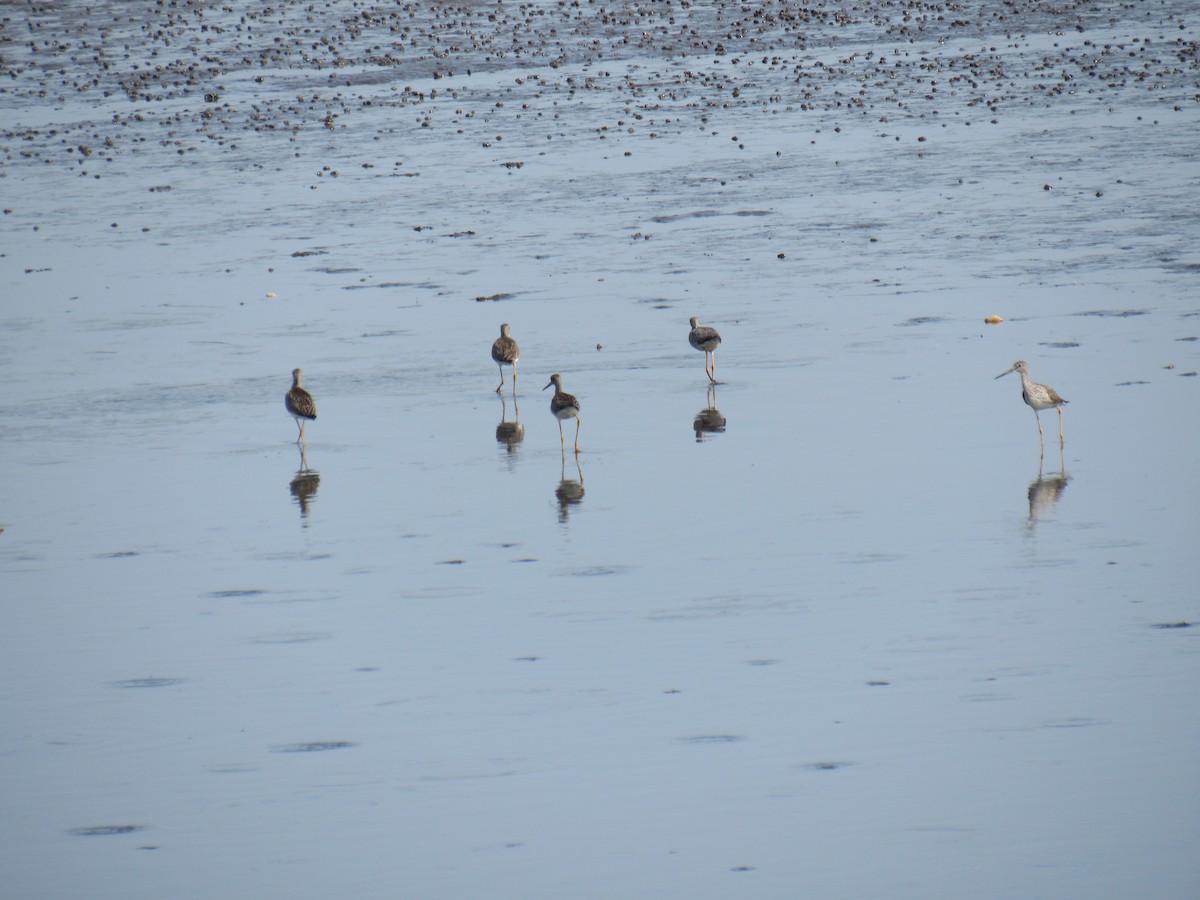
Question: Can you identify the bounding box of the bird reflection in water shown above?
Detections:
[554,453,585,524]
[495,393,524,455]
[693,384,726,441]
[1027,445,1068,528]
[289,444,320,524]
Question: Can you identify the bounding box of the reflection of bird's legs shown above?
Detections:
[573,417,582,454]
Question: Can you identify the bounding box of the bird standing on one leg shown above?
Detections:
[688,317,722,383]
[285,367,317,444]
[491,323,520,394]
[995,360,1068,448]
[543,373,581,454]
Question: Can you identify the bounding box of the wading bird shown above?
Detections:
[491,323,520,394]
[543,373,581,454]
[688,317,722,383]
[995,360,1067,447]
[285,368,317,443]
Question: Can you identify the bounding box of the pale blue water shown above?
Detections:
[2,2,1198,897]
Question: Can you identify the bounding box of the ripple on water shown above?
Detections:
[245,632,331,644]
[110,677,187,688]
[678,734,745,745]
[69,825,146,836]
[557,565,633,577]
[271,741,358,753]
[1072,309,1150,318]
[801,761,855,772]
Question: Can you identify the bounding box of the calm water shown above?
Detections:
[2,2,1198,897]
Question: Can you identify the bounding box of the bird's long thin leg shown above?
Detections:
[559,421,566,451]
[710,349,717,383]
[495,363,504,393]
[1057,407,1064,445]
[512,362,518,396]
[574,416,581,454]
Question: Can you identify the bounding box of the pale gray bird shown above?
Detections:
[995,360,1068,446]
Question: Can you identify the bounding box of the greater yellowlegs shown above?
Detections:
[995,360,1067,446]
[285,368,317,443]
[491,323,520,394]
[688,316,722,383]
[543,373,581,453]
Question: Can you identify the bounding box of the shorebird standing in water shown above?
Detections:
[995,360,1067,448]
[543,373,581,454]
[491,323,520,394]
[285,367,317,443]
[688,317,722,383]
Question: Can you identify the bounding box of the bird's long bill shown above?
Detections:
[543,381,553,391]
[994,365,1017,379]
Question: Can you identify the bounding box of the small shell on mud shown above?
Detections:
[984,315,1003,325]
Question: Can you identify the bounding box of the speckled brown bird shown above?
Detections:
[285,367,317,443]
[543,373,581,454]
[491,323,520,394]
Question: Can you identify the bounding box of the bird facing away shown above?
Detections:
[543,373,581,454]
[491,323,520,394]
[688,317,722,383]
[995,360,1067,446]
[285,368,317,443]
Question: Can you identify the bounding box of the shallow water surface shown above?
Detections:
[2,2,1199,898]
